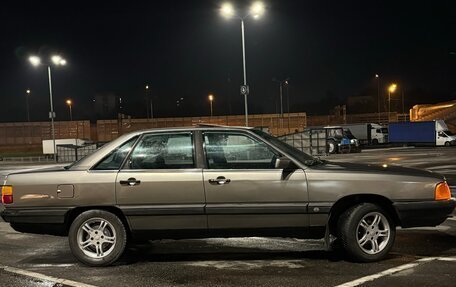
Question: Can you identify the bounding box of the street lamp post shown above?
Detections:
[220,2,265,127]
[208,94,214,118]
[145,85,153,119]
[375,74,380,123]
[66,99,73,121]
[25,89,31,122]
[388,83,397,123]
[29,55,67,162]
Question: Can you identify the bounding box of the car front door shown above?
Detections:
[115,131,206,232]
[202,130,309,232]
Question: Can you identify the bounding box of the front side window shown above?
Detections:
[204,132,277,169]
[93,136,138,170]
[128,133,194,169]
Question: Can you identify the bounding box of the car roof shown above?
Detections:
[127,124,255,134]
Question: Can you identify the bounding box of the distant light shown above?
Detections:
[145,85,149,90]
[208,94,214,101]
[284,80,289,85]
[59,59,67,65]
[26,89,31,94]
[388,83,397,93]
[375,74,379,78]
[66,99,72,106]
[221,2,235,18]
[51,55,62,65]
[382,164,388,168]
[29,56,41,67]
[250,1,265,18]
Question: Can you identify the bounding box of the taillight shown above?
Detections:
[1,186,13,204]
[435,182,451,201]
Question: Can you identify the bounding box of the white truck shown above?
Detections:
[389,120,456,147]
[341,123,388,145]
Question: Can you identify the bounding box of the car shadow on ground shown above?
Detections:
[15,229,456,267]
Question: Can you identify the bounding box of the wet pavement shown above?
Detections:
[0,146,456,286]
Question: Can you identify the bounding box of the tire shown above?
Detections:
[372,139,379,145]
[445,141,451,147]
[328,140,337,154]
[337,203,395,262]
[68,210,127,267]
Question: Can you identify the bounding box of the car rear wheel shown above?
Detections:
[337,203,395,262]
[69,210,127,266]
[445,141,451,147]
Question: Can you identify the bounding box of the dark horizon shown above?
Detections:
[1,0,455,123]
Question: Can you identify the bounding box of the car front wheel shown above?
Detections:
[337,203,395,262]
[68,210,127,266]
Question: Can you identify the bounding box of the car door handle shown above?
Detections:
[209,176,231,185]
[120,178,141,186]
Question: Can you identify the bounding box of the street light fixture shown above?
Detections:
[28,54,67,161]
[375,74,380,123]
[25,89,31,122]
[145,85,153,119]
[208,94,214,117]
[388,83,397,122]
[220,1,265,127]
[66,99,73,121]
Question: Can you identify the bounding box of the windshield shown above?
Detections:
[252,129,316,164]
[445,130,455,136]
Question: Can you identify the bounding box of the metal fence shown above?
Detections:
[278,128,328,156]
[56,143,105,163]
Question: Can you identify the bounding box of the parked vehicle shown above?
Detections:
[42,139,87,155]
[389,120,456,146]
[321,126,360,154]
[1,125,454,266]
[342,123,388,145]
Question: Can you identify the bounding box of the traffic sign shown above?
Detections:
[240,85,249,96]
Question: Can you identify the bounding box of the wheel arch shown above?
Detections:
[327,194,400,236]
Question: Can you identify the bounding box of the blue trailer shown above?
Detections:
[389,120,456,146]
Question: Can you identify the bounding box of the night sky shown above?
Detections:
[0,0,455,122]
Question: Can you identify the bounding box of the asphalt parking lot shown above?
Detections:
[1,147,456,287]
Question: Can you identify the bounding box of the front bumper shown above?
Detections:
[393,199,456,228]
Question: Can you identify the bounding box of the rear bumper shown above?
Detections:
[1,208,69,236]
[393,199,456,228]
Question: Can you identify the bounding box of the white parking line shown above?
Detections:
[0,265,97,287]
[334,257,439,287]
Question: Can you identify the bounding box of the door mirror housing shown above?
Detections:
[275,157,292,169]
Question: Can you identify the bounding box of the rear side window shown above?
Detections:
[93,136,138,170]
[127,133,194,169]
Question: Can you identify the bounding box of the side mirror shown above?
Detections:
[275,157,292,169]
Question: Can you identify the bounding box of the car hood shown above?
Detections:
[309,161,444,180]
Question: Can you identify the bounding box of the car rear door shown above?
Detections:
[115,131,206,232]
[201,130,309,232]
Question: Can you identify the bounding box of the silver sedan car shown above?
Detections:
[1,126,455,266]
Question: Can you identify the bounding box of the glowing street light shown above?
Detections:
[66,99,73,121]
[219,2,266,126]
[25,89,31,122]
[220,3,235,18]
[28,54,67,161]
[145,85,153,119]
[388,83,398,122]
[208,94,214,117]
